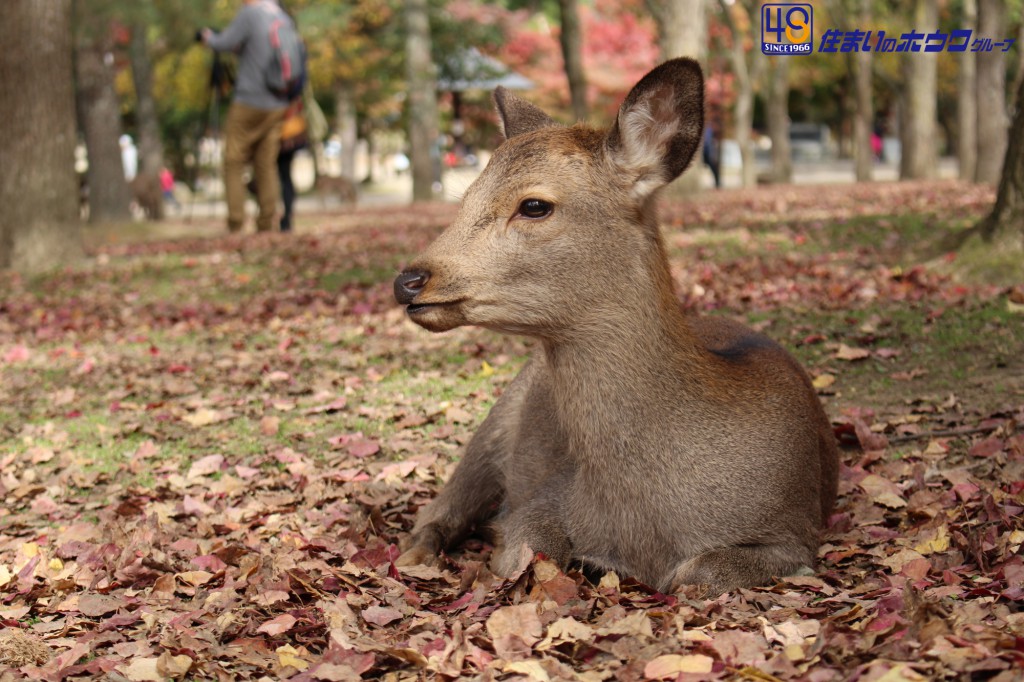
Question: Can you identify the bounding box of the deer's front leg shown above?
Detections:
[490,475,573,577]
[396,402,510,567]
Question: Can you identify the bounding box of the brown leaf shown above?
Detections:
[835,344,871,361]
[362,605,403,627]
[187,454,225,478]
[486,604,543,660]
[157,652,194,679]
[260,415,281,436]
[121,657,162,682]
[77,592,121,617]
[348,438,381,458]
[182,408,234,427]
[859,474,906,509]
[176,570,214,587]
[644,654,714,678]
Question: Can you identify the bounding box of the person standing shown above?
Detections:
[276,97,309,232]
[201,0,293,233]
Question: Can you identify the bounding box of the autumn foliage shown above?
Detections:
[0,182,1022,680]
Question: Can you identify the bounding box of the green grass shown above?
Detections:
[760,297,1023,414]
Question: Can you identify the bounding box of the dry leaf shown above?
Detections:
[835,344,871,361]
[258,613,298,636]
[644,654,714,678]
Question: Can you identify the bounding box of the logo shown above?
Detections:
[762,3,813,55]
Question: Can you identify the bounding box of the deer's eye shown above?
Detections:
[516,198,553,219]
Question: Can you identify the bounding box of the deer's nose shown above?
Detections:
[394,269,430,304]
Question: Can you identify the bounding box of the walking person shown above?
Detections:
[276,97,308,232]
[200,0,296,233]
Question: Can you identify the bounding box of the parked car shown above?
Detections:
[789,123,834,161]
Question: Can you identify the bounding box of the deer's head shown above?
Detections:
[394,58,704,337]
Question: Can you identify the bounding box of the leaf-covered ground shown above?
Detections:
[1,180,1022,681]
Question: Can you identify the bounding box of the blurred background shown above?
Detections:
[2,0,1022,263]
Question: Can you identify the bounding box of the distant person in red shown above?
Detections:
[160,167,180,211]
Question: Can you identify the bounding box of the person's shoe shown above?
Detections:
[280,217,291,232]
[227,220,244,233]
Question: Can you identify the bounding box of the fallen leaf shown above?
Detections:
[859,474,906,508]
[644,654,714,678]
[121,657,162,682]
[77,593,120,617]
[258,613,298,636]
[157,652,193,678]
[486,604,543,660]
[182,408,234,427]
[348,438,380,458]
[812,373,836,389]
[835,344,871,361]
[362,605,403,627]
[276,644,310,671]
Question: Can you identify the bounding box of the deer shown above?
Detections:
[392,58,839,596]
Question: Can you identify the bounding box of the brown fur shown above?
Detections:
[130,173,163,220]
[393,59,839,596]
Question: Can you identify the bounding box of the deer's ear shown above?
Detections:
[494,87,559,140]
[605,58,704,198]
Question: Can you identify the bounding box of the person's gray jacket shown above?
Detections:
[207,0,291,111]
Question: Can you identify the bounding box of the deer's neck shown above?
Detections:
[541,247,702,461]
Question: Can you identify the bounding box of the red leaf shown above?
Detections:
[362,605,403,626]
[257,613,297,636]
[968,437,1004,458]
[348,438,380,458]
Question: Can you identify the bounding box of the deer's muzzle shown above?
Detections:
[394,269,430,305]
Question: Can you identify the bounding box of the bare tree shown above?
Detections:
[852,0,873,181]
[130,20,166,220]
[958,0,978,181]
[558,0,587,122]
[405,0,440,202]
[0,0,82,272]
[975,74,1024,245]
[336,82,358,182]
[75,2,133,222]
[718,0,760,188]
[765,57,792,183]
[646,0,707,63]
[899,0,938,180]
[975,0,1008,185]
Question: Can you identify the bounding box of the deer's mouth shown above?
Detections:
[407,299,463,316]
[405,299,468,332]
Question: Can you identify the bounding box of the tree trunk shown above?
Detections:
[0,0,82,272]
[76,12,133,222]
[976,74,1024,244]
[558,0,587,122]
[899,0,938,180]
[720,0,757,188]
[405,0,440,202]
[647,0,707,62]
[852,0,873,182]
[766,57,792,183]
[336,81,358,182]
[975,0,1007,185]
[130,21,165,220]
[648,0,707,193]
[957,0,977,181]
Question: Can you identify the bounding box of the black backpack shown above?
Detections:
[260,1,306,100]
